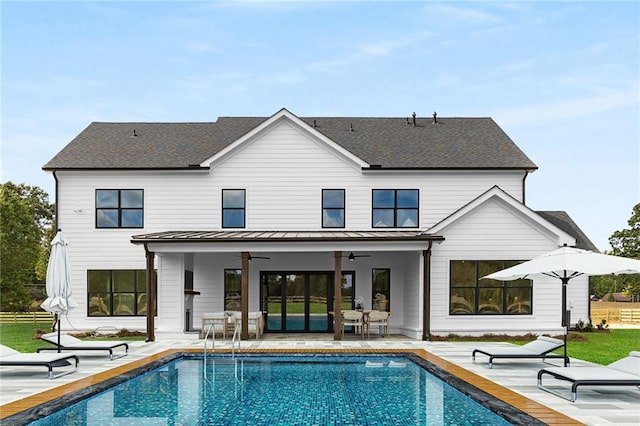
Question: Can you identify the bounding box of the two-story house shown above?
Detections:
[43,108,597,341]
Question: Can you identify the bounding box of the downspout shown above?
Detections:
[522,170,529,205]
[422,240,433,341]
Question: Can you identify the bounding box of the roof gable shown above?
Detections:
[199,108,369,169]
[428,186,577,247]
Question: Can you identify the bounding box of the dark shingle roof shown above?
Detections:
[536,211,600,252]
[43,114,537,170]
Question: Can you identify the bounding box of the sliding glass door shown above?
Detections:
[261,271,354,333]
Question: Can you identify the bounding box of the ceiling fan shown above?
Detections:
[234,253,270,260]
[345,252,371,261]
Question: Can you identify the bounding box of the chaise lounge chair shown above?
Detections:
[472,336,567,368]
[537,351,640,402]
[38,332,129,360]
[0,344,78,379]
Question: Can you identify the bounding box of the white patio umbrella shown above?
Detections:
[40,230,77,351]
[483,246,640,366]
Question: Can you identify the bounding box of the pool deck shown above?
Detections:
[1,335,638,425]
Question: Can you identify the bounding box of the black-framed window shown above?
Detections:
[322,189,345,228]
[222,189,245,228]
[372,268,390,311]
[224,269,242,311]
[96,189,143,228]
[87,269,155,316]
[372,189,418,228]
[449,260,532,315]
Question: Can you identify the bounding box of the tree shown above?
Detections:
[0,182,54,311]
[609,203,640,259]
[590,203,640,302]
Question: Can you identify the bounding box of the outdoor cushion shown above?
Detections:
[0,344,78,379]
[538,351,640,401]
[38,332,128,360]
[472,336,566,368]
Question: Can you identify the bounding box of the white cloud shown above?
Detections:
[497,87,639,128]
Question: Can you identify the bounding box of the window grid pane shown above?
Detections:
[96,189,144,229]
[88,269,151,317]
[372,189,419,228]
[450,260,532,315]
[223,189,246,228]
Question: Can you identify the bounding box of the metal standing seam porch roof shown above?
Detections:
[130,230,445,245]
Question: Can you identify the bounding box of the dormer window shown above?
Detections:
[372,189,418,228]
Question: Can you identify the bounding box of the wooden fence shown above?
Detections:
[0,311,54,324]
[591,308,640,324]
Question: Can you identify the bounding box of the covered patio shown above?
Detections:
[130,230,444,342]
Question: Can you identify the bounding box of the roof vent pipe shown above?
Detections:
[132,129,138,137]
[432,112,437,124]
[313,119,317,128]
[412,112,416,127]
[350,123,354,132]
[405,117,409,125]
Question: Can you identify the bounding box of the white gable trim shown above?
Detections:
[428,185,576,246]
[199,108,369,169]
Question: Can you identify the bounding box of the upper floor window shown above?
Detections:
[322,189,345,228]
[223,189,245,228]
[450,260,532,315]
[96,189,143,228]
[372,189,418,228]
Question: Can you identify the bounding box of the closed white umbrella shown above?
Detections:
[483,245,640,366]
[41,230,77,351]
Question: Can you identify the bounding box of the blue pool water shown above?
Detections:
[28,355,515,425]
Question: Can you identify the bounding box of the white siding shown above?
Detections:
[429,198,588,336]
[51,118,541,334]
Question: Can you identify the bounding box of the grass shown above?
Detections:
[1,323,637,365]
[0,322,144,353]
[0,322,55,353]
[504,330,639,365]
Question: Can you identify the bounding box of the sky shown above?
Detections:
[1,1,638,252]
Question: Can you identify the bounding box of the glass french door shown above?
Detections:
[261,271,354,333]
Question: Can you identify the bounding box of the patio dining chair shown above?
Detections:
[342,310,364,339]
[366,310,390,337]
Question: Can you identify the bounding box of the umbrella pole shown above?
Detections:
[57,315,61,353]
[562,276,569,367]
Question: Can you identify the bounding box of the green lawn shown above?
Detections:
[498,329,639,365]
[0,322,55,353]
[0,322,144,353]
[1,322,637,366]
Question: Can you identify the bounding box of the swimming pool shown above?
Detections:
[15,353,542,425]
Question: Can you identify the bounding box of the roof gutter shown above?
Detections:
[53,171,59,230]
[42,166,210,172]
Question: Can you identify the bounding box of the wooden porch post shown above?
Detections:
[240,251,249,340]
[422,243,432,341]
[145,245,156,342]
[334,251,343,340]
